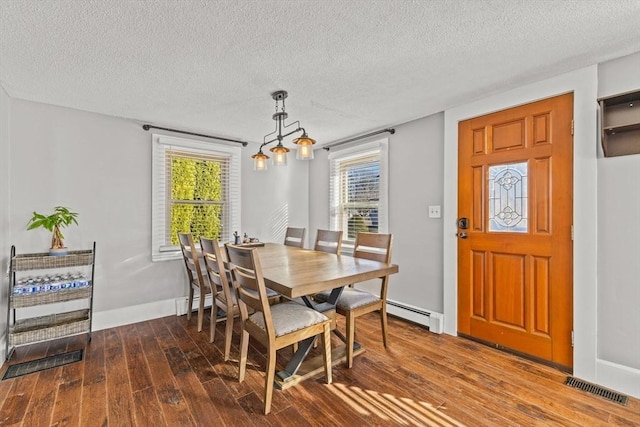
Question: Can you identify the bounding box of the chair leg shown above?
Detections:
[381,304,388,348]
[209,308,217,343]
[187,287,194,320]
[223,315,234,361]
[197,293,205,332]
[263,347,277,415]
[346,312,355,369]
[321,324,332,384]
[238,328,249,382]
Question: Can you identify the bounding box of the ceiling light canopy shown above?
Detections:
[252,90,316,171]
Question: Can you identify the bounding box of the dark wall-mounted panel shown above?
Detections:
[599,90,640,157]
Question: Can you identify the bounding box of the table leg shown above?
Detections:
[276,287,346,382]
[321,287,361,350]
[331,328,361,351]
[276,336,316,382]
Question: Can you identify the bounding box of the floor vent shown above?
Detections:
[2,349,84,380]
[565,376,628,406]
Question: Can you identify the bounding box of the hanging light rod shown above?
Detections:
[252,90,316,171]
[142,124,248,146]
[323,128,395,151]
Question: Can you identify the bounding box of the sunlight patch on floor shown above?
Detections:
[325,383,465,427]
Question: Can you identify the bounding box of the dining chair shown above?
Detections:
[314,229,343,254]
[177,233,212,333]
[226,244,332,415]
[315,232,393,368]
[283,226,306,248]
[200,237,239,360]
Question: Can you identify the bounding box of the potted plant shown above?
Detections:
[27,206,79,256]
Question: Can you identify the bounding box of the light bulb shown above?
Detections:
[273,150,287,166]
[297,143,314,160]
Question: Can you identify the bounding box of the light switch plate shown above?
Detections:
[428,205,441,218]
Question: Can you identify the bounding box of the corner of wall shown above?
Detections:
[0,84,12,343]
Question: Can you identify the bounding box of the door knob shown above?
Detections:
[457,232,468,239]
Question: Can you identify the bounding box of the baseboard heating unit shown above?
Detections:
[386,300,443,334]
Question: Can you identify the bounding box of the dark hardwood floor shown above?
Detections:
[0,312,638,426]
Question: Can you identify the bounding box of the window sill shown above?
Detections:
[152,251,182,262]
[340,242,354,256]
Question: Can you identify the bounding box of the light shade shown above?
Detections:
[270,144,290,166]
[293,134,316,160]
[251,152,269,171]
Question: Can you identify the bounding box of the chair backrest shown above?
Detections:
[226,245,275,338]
[353,232,393,300]
[354,232,393,264]
[314,229,343,254]
[178,232,207,288]
[284,227,306,248]
[200,237,234,305]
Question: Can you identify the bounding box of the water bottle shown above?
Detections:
[13,279,25,295]
[40,275,51,293]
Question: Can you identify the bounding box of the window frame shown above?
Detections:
[329,138,389,246]
[151,134,241,262]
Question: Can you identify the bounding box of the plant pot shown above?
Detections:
[49,247,68,257]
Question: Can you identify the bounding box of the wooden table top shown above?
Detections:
[250,243,399,299]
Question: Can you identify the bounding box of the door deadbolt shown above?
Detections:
[457,217,469,229]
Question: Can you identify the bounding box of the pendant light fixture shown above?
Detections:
[252,90,316,171]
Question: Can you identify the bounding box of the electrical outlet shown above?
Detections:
[428,205,441,218]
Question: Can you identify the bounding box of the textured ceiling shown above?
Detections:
[1,0,639,146]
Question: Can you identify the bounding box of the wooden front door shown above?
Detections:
[457,93,574,369]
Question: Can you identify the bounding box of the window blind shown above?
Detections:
[329,139,388,243]
[152,135,241,261]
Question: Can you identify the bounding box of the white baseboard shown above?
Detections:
[0,333,5,362]
[386,299,443,333]
[594,358,640,399]
[0,296,204,361]
[174,294,213,316]
[0,303,161,360]
[92,298,177,331]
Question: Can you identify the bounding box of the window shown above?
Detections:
[152,134,241,261]
[488,162,528,233]
[329,139,388,243]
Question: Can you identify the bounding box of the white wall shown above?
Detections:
[309,113,445,313]
[0,86,10,343]
[242,144,309,247]
[10,99,183,313]
[4,98,308,330]
[596,52,640,371]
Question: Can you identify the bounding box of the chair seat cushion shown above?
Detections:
[241,286,280,300]
[248,302,328,337]
[315,288,380,310]
[216,286,237,304]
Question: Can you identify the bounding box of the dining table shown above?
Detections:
[245,242,399,390]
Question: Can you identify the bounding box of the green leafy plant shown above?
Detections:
[169,156,222,244]
[27,206,79,249]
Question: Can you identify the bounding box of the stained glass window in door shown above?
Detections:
[488,162,528,232]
